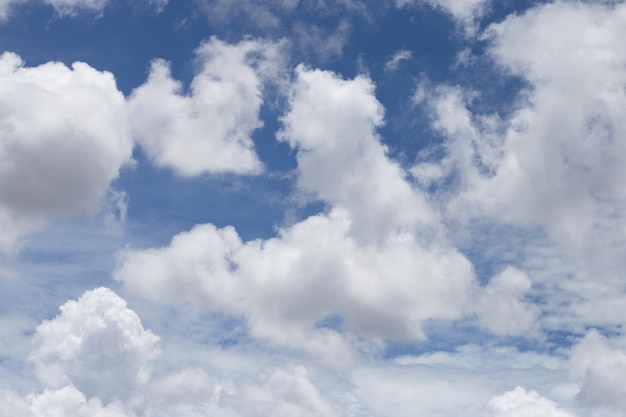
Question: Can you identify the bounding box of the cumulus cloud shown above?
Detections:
[29,288,160,403]
[128,37,284,177]
[0,52,133,253]
[0,288,349,417]
[116,65,477,361]
[488,386,577,417]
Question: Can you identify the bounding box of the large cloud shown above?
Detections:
[115,66,480,362]
[128,37,283,177]
[0,52,133,253]
[413,0,626,333]
[419,1,626,245]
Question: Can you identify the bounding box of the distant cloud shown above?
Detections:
[384,49,412,71]
[0,0,167,19]
[396,0,491,35]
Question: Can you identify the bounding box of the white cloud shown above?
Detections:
[116,66,477,361]
[128,37,284,177]
[29,288,160,404]
[414,0,626,334]
[427,1,626,245]
[488,386,577,417]
[0,52,133,253]
[0,288,352,417]
[384,49,412,72]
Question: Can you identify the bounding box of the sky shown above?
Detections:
[1,0,626,416]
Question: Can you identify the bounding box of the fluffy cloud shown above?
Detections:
[29,288,160,403]
[116,66,477,361]
[488,386,577,417]
[128,37,283,177]
[0,52,133,253]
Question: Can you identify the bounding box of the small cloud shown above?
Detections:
[384,49,412,71]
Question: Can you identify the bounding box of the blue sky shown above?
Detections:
[2,0,626,416]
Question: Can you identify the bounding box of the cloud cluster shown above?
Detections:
[0,288,346,417]
[115,65,479,362]
[414,0,626,332]
[0,36,284,253]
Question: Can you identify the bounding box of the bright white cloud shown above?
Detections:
[128,37,283,176]
[0,52,133,253]
[488,386,577,417]
[424,1,626,245]
[0,288,349,417]
[29,288,160,404]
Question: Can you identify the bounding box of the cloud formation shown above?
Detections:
[128,37,284,177]
[116,65,477,362]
